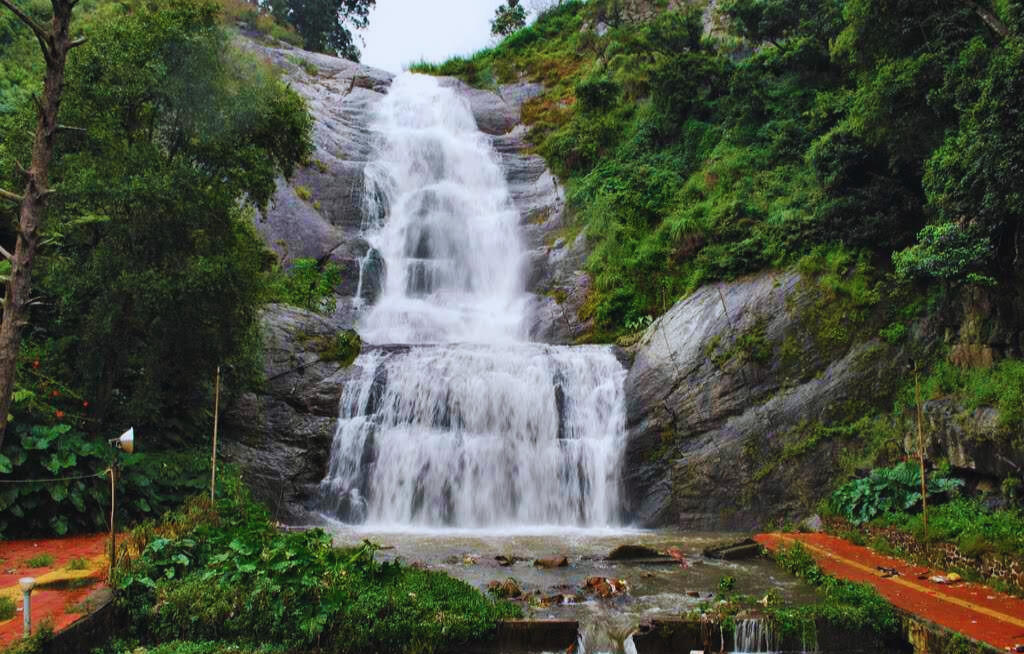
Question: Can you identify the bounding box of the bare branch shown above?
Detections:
[14,160,28,177]
[0,189,23,203]
[0,245,12,261]
[0,0,48,42]
[69,36,86,48]
[56,124,87,134]
[0,0,53,60]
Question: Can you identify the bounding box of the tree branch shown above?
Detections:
[56,124,87,134]
[0,245,12,261]
[962,0,1010,37]
[69,36,86,48]
[0,0,53,60]
[0,188,23,203]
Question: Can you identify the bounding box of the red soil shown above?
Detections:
[756,532,1024,652]
[0,533,109,648]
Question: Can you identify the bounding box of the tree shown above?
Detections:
[491,0,527,37]
[0,0,85,450]
[262,0,374,61]
[34,0,313,431]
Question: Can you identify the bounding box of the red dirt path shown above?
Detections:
[0,533,108,648]
[756,532,1024,652]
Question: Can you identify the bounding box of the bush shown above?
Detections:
[829,462,963,525]
[267,258,342,314]
[0,595,15,621]
[114,475,520,653]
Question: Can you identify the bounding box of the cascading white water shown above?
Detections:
[733,618,776,654]
[319,73,628,529]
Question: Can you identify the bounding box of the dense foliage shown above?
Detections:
[414,0,1024,337]
[107,476,520,654]
[0,0,314,535]
[828,462,964,525]
[260,0,374,60]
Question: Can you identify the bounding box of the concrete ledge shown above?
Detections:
[630,618,900,654]
[42,587,116,654]
[453,619,579,653]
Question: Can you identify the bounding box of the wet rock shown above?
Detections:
[536,593,580,608]
[702,538,761,561]
[583,576,629,598]
[622,271,932,529]
[607,544,662,561]
[487,578,523,599]
[495,554,524,567]
[220,304,366,523]
[534,556,569,569]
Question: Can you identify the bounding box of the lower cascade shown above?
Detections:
[318,73,629,529]
[319,344,626,527]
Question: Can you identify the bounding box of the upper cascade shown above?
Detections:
[358,73,527,345]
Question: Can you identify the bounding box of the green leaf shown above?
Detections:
[0,453,11,473]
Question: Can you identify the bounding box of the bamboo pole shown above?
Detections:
[211,366,220,501]
[108,463,116,580]
[914,364,928,545]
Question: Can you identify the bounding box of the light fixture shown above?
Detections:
[109,427,134,454]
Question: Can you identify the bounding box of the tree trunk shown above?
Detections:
[0,0,82,449]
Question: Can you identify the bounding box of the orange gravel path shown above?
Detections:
[0,533,109,648]
[756,532,1024,652]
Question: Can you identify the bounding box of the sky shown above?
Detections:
[357,1,500,74]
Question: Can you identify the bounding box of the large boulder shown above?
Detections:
[220,305,366,523]
[622,271,928,529]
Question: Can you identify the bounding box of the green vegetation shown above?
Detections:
[267,258,343,315]
[829,462,964,525]
[492,0,527,37]
[66,557,89,570]
[109,475,520,654]
[414,0,1024,338]
[0,595,15,621]
[883,498,1024,558]
[768,543,897,638]
[0,0,315,536]
[260,0,375,61]
[906,359,1024,430]
[24,553,55,568]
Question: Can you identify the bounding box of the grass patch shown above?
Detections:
[66,557,89,571]
[24,553,55,568]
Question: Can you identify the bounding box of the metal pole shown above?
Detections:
[915,365,928,544]
[22,588,30,635]
[211,365,220,501]
[108,459,117,580]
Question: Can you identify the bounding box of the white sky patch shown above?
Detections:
[357,1,501,74]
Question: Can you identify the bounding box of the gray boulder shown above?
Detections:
[220,305,365,523]
[622,272,924,529]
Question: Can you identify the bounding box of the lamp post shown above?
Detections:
[108,427,135,579]
[19,577,35,636]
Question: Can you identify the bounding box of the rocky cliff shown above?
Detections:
[620,272,928,529]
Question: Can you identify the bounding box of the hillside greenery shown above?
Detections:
[413,0,1024,338]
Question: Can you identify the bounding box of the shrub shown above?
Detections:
[0,596,15,621]
[114,475,520,653]
[828,462,963,525]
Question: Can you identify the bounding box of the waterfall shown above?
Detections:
[733,618,776,654]
[318,73,628,529]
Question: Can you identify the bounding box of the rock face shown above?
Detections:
[622,272,924,529]
[220,304,367,523]
[236,40,394,326]
[918,399,1024,481]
